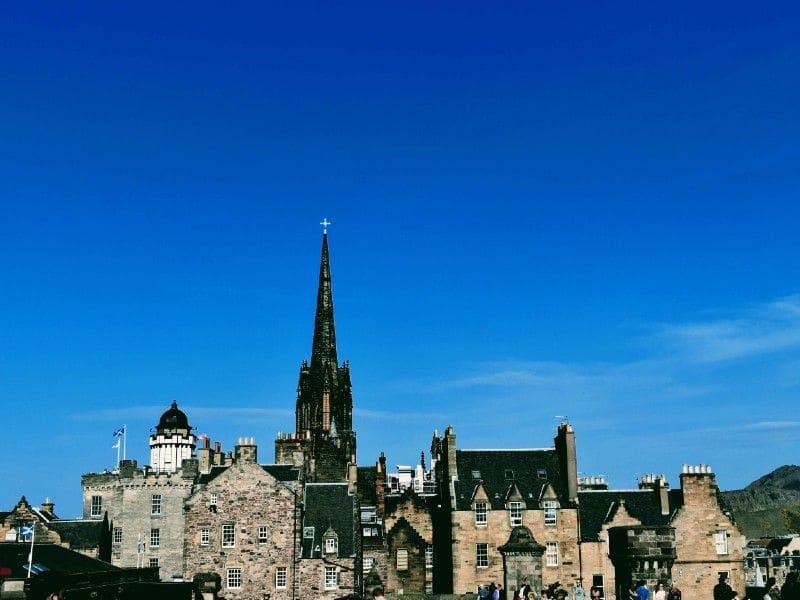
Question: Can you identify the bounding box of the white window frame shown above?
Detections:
[258,526,268,544]
[324,566,338,590]
[475,501,488,526]
[210,493,218,506]
[425,545,434,568]
[151,494,162,515]
[325,536,338,554]
[150,528,160,548]
[714,530,728,555]
[113,527,122,545]
[227,568,242,589]
[546,541,559,566]
[396,548,409,571]
[543,500,558,526]
[363,557,375,574]
[222,523,235,548]
[276,567,287,589]
[200,527,210,546]
[90,495,102,517]
[509,501,523,526]
[476,542,489,568]
[149,557,159,568]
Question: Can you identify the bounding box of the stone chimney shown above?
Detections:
[41,497,55,515]
[375,452,387,519]
[679,463,717,501]
[198,437,212,473]
[234,437,258,464]
[554,422,578,503]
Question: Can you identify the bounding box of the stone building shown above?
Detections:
[81,402,199,580]
[183,438,301,600]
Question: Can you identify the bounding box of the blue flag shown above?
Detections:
[19,524,34,537]
[113,427,125,437]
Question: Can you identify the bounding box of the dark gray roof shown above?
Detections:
[577,489,685,542]
[301,483,356,559]
[453,449,564,510]
[356,466,377,505]
[0,542,119,578]
[47,520,104,550]
[196,464,300,485]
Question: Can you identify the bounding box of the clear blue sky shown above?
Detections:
[2,2,799,517]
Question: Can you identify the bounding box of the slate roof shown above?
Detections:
[356,466,377,505]
[47,520,104,550]
[0,542,119,579]
[196,464,300,485]
[301,483,356,559]
[453,449,565,510]
[577,489,685,542]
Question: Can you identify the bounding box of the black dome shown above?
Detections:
[157,401,190,431]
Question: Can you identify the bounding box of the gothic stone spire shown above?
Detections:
[310,232,338,381]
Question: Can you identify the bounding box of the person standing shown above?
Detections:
[636,581,650,600]
[653,582,666,600]
[714,573,734,600]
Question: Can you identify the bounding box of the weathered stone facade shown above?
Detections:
[184,459,301,600]
[81,458,196,579]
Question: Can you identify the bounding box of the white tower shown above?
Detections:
[149,401,196,472]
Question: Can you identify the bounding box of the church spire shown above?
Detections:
[310,232,338,375]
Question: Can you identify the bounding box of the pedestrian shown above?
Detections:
[714,574,734,600]
[590,586,603,600]
[653,583,667,600]
[765,577,781,600]
[373,588,386,600]
[636,581,650,600]
[668,584,682,600]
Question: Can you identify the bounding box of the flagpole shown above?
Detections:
[116,437,121,469]
[123,424,127,461]
[26,522,35,578]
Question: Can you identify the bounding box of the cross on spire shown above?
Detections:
[320,218,331,234]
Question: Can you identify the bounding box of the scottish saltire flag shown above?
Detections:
[19,524,34,537]
[113,426,125,437]
[112,438,121,449]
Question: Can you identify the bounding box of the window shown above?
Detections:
[200,528,210,546]
[714,530,728,555]
[396,548,409,571]
[151,494,162,515]
[324,566,338,590]
[210,493,218,506]
[476,543,489,568]
[227,568,242,589]
[325,536,338,554]
[276,567,287,589]
[426,582,434,595]
[303,526,315,539]
[90,495,102,517]
[361,508,377,524]
[543,500,558,525]
[113,527,122,545]
[423,479,436,494]
[363,557,375,574]
[150,528,160,548]
[222,523,235,548]
[475,501,488,526]
[509,501,523,526]
[537,469,547,479]
[149,557,159,568]
[471,470,481,479]
[592,575,605,599]
[425,545,434,568]
[258,526,268,544]
[545,541,559,566]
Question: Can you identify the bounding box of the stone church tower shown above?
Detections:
[276,231,356,482]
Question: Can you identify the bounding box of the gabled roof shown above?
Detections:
[196,463,300,485]
[577,489,684,542]
[301,483,356,560]
[453,449,564,510]
[47,520,104,550]
[0,542,119,579]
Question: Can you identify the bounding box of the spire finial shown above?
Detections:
[320,218,331,234]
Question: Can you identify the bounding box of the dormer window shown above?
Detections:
[543,500,558,525]
[475,501,488,526]
[471,470,481,479]
[324,533,338,555]
[537,469,547,480]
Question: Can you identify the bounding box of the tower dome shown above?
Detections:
[150,401,195,473]
[157,401,190,431]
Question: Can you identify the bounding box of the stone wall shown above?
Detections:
[183,461,299,600]
[670,470,746,600]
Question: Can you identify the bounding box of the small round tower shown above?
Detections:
[149,401,196,472]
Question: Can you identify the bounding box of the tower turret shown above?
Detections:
[149,401,196,472]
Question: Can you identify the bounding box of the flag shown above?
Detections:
[112,438,121,449]
[113,426,125,437]
[19,524,34,537]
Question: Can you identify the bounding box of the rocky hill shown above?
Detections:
[721,465,800,538]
